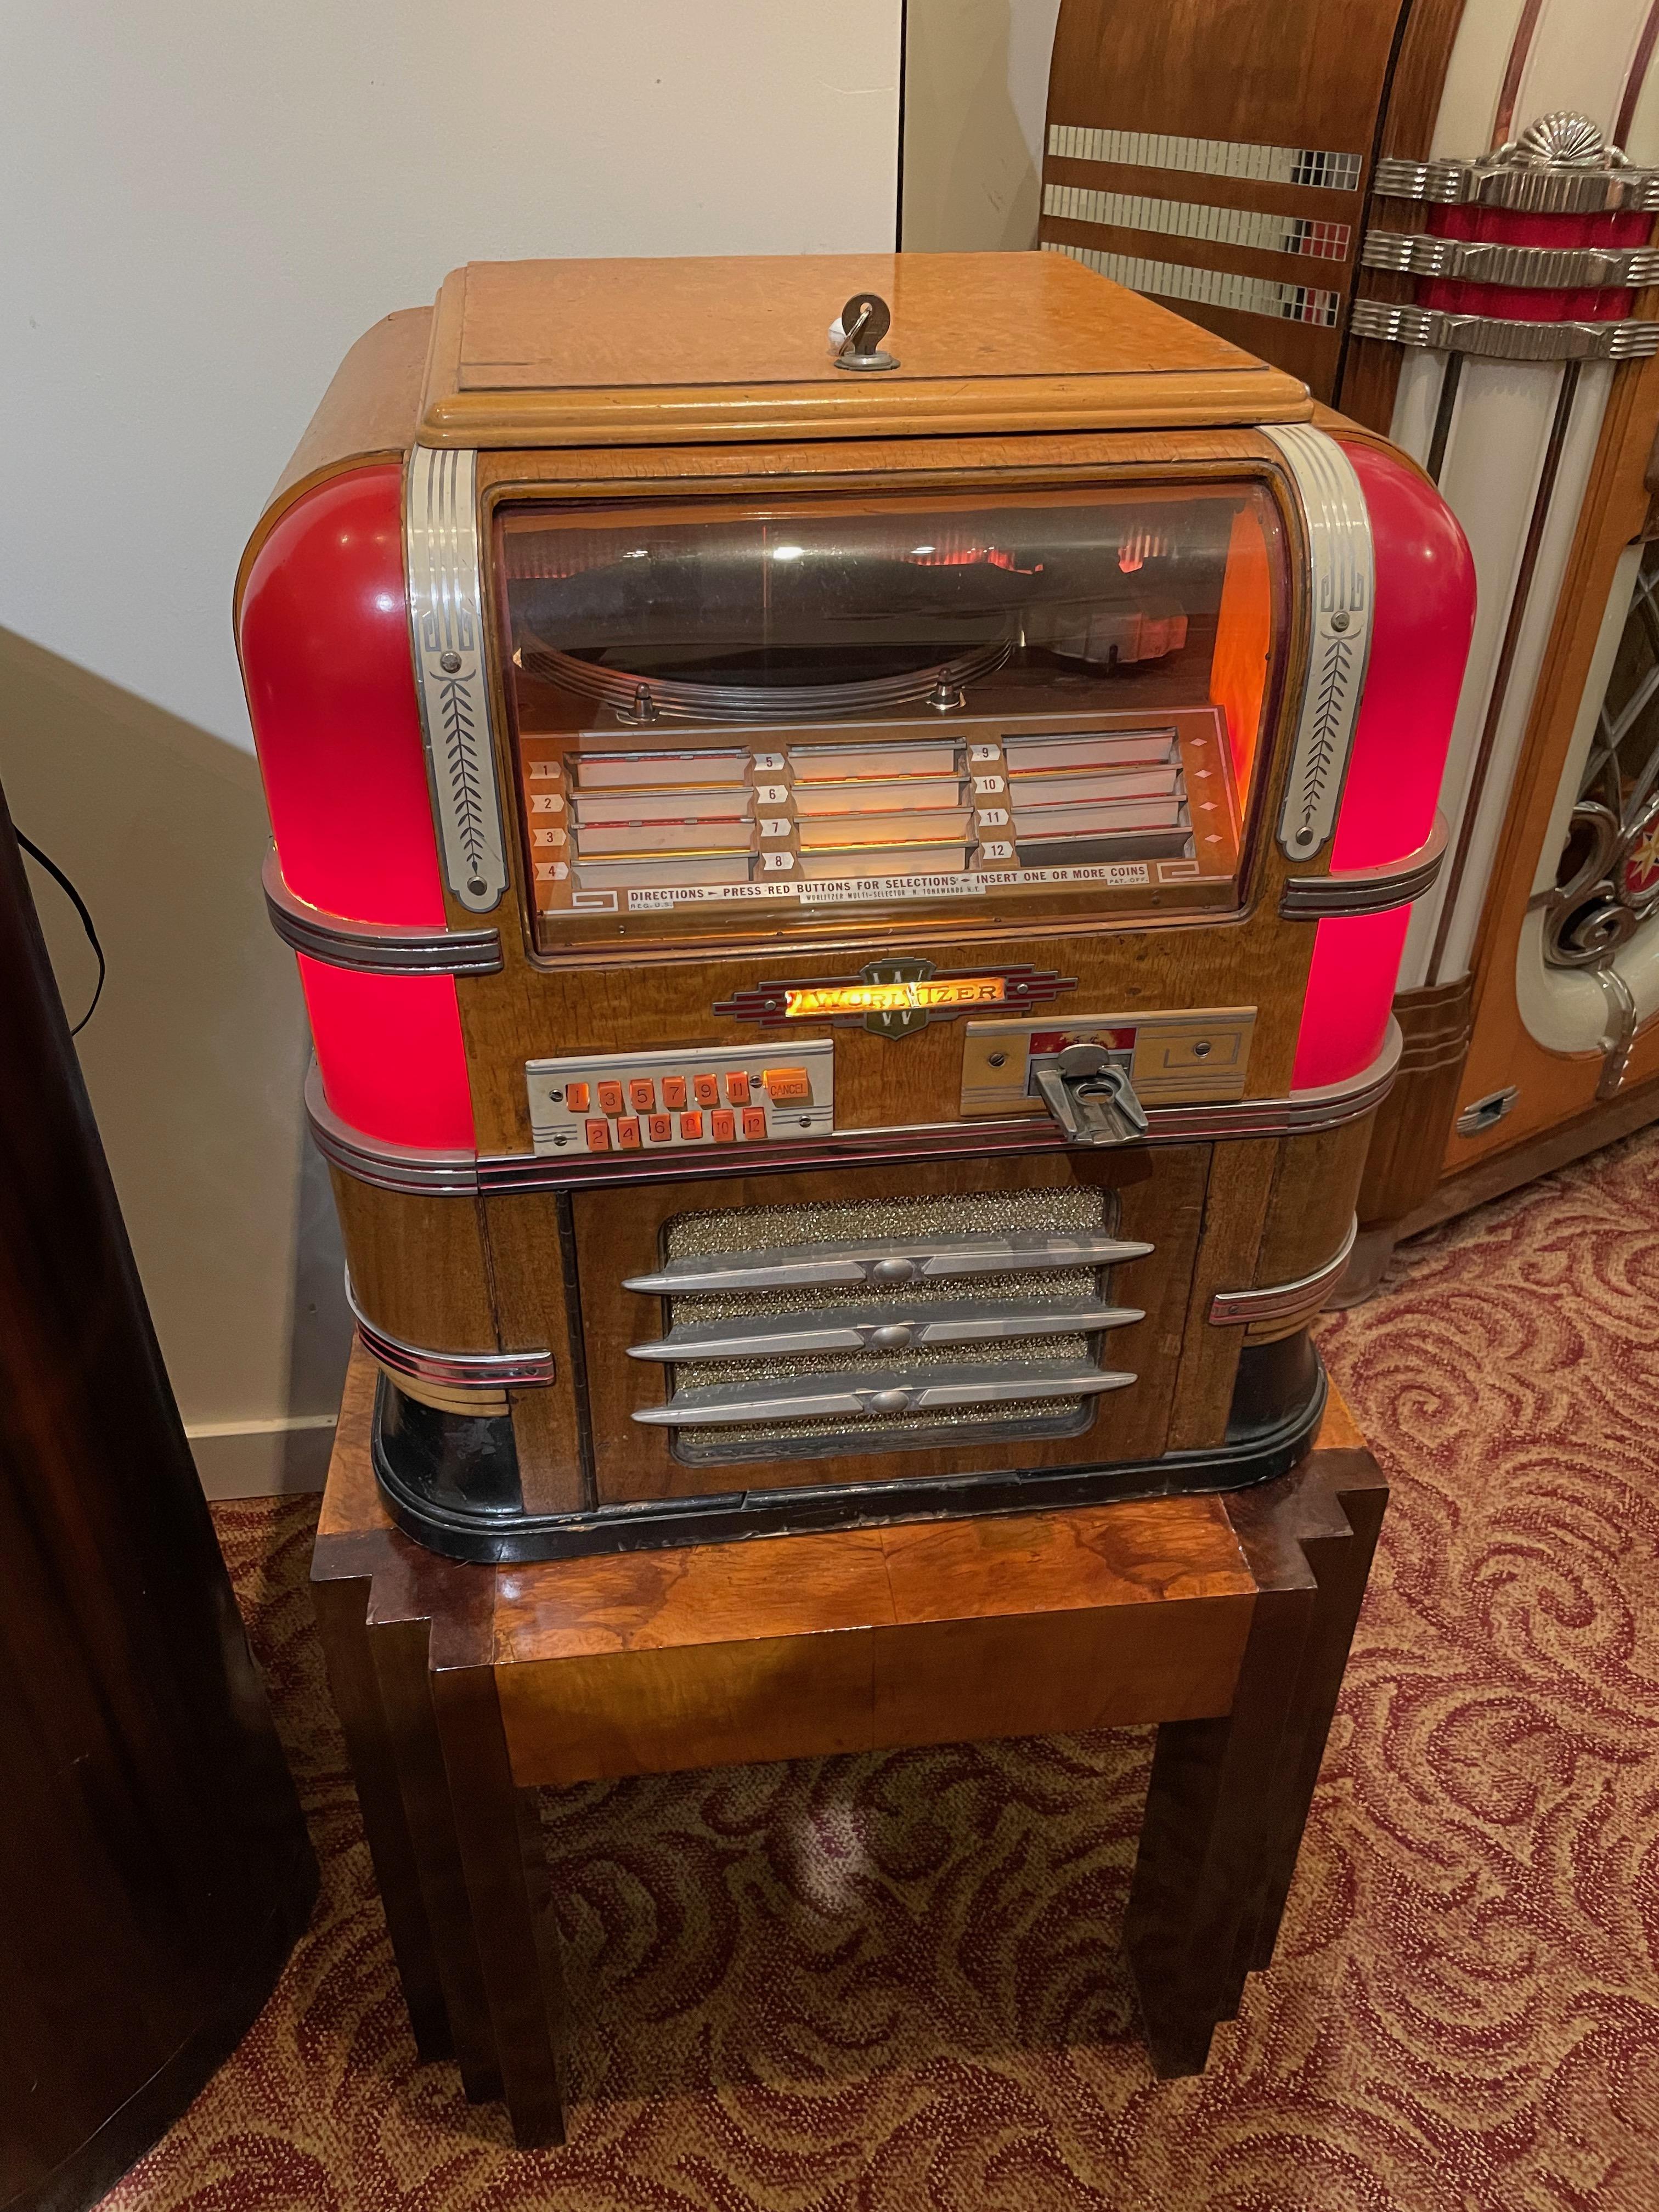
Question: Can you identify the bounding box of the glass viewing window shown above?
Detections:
[494,479,1289,946]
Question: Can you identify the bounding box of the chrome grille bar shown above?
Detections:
[631,1361,1135,1428]
[624,1231,1153,1296]
[627,1297,1145,1363]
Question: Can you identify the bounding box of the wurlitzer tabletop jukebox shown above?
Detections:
[237,253,1472,1562]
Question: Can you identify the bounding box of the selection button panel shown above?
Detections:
[528,1039,834,1158]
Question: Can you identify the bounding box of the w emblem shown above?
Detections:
[861,956,936,1039]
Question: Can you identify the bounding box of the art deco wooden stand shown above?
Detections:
[313,1345,1386,2148]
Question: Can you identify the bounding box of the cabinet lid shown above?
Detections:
[416,251,1312,449]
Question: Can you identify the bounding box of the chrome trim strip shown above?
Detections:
[346,1275,555,1389]
[405,446,509,915]
[1047,122,1361,193]
[1043,240,1340,329]
[627,1299,1147,1363]
[313,1030,1404,1200]
[1279,812,1448,916]
[1348,300,1659,361]
[633,1361,1136,1428]
[1207,1215,1358,1327]
[303,1063,479,1197]
[1454,1085,1518,1136]
[1371,154,1659,213]
[1261,425,1374,862]
[1361,230,1659,289]
[476,1025,1403,1192]
[1043,182,1351,262]
[263,849,504,975]
[623,1231,1154,1298]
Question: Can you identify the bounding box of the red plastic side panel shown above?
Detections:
[1294,909,1414,1093]
[240,467,476,1150]
[298,960,476,1153]
[239,466,446,926]
[1292,441,1475,1091]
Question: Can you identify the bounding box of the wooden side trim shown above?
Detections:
[1208,1215,1358,1334]
[235,307,431,616]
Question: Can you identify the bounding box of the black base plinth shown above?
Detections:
[370,1336,1328,1565]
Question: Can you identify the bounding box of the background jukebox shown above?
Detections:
[1039,0,1659,1290]
[237,252,1472,1561]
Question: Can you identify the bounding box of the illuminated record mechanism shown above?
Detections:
[236,250,1472,1563]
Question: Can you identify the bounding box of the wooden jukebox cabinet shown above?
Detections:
[237,253,1471,1562]
[1041,0,1659,1287]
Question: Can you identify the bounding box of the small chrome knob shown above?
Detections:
[868,1322,916,1349]
[870,1256,919,1284]
[866,1387,915,1414]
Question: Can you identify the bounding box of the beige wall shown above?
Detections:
[0,629,346,1495]
[902,0,1063,251]
[2,4,902,1495]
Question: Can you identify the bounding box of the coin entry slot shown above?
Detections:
[1032,1043,1150,1148]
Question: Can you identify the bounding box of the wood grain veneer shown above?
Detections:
[416,253,1311,448]
[1255,1115,1375,1285]
[1163,1134,1280,1451]
[234,307,432,611]
[1041,0,1409,403]
[494,1499,1258,1786]
[330,1169,497,1353]
[1335,0,1473,430]
[1353,976,1474,1231]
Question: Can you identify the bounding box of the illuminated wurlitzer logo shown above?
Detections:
[783,969,1008,1024]
[713,959,1076,1039]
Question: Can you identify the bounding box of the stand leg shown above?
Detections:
[1229,1451,1388,1984]
[1123,1579,1313,2075]
[432,1662,568,2149]
[310,1575,453,2066]
[368,1621,505,2103]
[1123,1444,1389,2075]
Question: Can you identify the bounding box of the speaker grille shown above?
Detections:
[641,1185,1142,1464]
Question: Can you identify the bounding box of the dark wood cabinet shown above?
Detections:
[0,789,316,2212]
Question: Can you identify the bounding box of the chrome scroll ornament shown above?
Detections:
[1261,424,1374,861]
[405,446,509,914]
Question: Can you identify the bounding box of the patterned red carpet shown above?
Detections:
[101,1131,1659,2211]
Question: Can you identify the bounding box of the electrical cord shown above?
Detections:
[15,830,106,1035]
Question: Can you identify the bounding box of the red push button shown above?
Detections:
[725,1071,752,1104]
[616,1116,641,1149]
[741,1107,767,1140]
[566,1081,591,1112]
[629,1078,656,1113]
[647,1113,673,1144]
[711,1108,736,1143]
[597,1081,625,1116]
[679,1111,703,1140]
[762,1067,810,1102]
[662,1076,688,1110]
[693,1073,720,1107]
[584,1119,611,1152]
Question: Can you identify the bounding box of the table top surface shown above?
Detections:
[316,1346,1364,1672]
